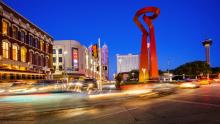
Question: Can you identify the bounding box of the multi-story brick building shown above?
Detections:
[0,2,53,81]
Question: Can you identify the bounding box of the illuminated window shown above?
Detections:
[53,49,56,54]
[12,26,18,39]
[46,44,49,53]
[2,41,9,58]
[2,20,9,36]
[20,30,25,42]
[59,57,62,62]
[21,47,27,62]
[12,45,18,60]
[59,49,62,54]
[59,65,63,71]
[53,57,56,63]
[40,40,44,51]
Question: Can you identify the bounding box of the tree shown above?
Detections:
[128,70,139,81]
[173,61,211,77]
[212,67,220,74]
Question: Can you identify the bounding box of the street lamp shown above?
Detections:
[132,72,135,80]
[142,68,146,83]
[63,51,68,79]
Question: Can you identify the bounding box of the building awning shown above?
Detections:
[0,58,29,68]
[0,70,45,75]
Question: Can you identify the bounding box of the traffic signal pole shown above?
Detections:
[98,37,102,91]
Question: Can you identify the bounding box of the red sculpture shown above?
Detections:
[134,7,160,82]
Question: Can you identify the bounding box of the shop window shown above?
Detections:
[22,74,26,79]
[10,74,14,80]
[28,75,31,79]
[16,74,21,80]
[2,74,6,80]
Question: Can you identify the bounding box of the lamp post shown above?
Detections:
[131,72,135,80]
[142,68,146,83]
[63,51,68,80]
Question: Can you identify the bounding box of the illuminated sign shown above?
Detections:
[72,48,79,71]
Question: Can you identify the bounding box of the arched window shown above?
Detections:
[40,40,44,51]
[21,47,27,62]
[2,41,9,58]
[41,55,44,66]
[20,30,26,42]
[29,34,33,46]
[29,51,33,64]
[35,38,39,48]
[45,57,48,67]
[12,44,18,60]
[2,20,9,36]
[35,53,38,65]
[12,25,19,39]
[38,55,41,66]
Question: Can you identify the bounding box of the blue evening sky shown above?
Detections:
[3,0,220,79]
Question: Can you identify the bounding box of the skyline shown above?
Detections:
[3,0,220,79]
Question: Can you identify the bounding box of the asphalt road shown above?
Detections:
[1,83,220,124]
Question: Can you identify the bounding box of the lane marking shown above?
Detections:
[179,94,220,98]
[161,98,220,108]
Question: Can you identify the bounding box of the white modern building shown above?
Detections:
[116,54,139,73]
[52,40,87,79]
[53,40,109,80]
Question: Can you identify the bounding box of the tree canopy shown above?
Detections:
[173,61,211,76]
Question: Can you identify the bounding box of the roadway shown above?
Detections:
[1,83,220,124]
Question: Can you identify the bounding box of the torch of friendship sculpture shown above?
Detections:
[134,7,160,82]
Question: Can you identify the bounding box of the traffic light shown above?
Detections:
[92,44,98,58]
[103,66,108,70]
[96,66,99,71]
